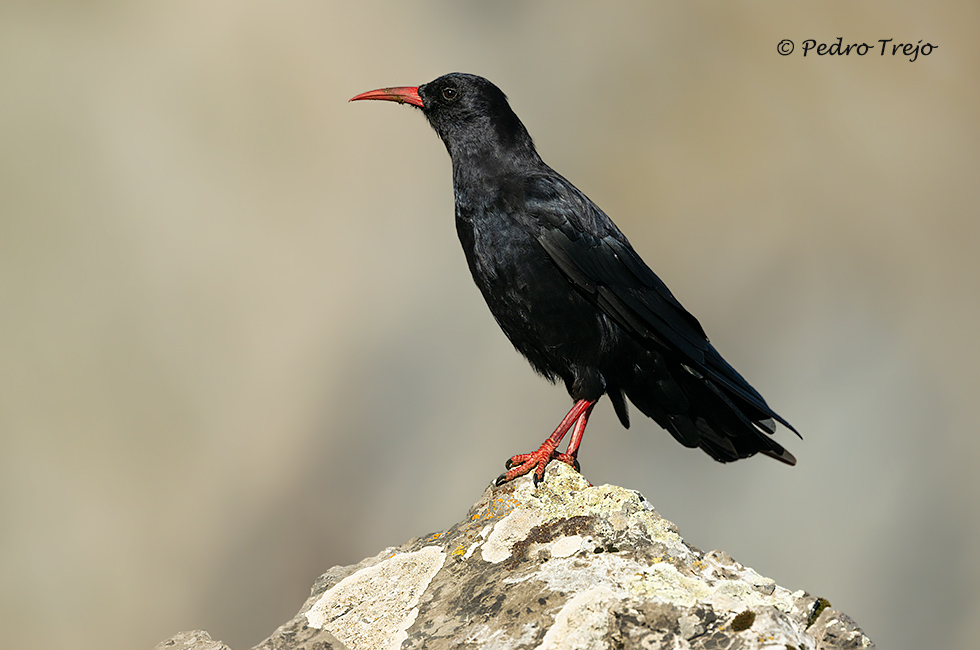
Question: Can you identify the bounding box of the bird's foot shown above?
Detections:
[495,440,580,487]
[494,399,596,488]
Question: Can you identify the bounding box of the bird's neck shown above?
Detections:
[448,137,543,198]
[435,109,541,185]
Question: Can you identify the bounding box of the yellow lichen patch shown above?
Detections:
[475,495,523,522]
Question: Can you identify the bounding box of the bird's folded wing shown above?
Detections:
[536,226,709,362]
[528,175,798,435]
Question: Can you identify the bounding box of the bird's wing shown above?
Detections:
[527,174,798,435]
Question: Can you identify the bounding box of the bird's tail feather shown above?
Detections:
[624,353,795,465]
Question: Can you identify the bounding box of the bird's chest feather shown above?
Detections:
[458,198,546,302]
[454,195,599,352]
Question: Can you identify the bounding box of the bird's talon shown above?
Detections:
[494,473,509,487]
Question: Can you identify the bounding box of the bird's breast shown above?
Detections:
[455,201,612,375]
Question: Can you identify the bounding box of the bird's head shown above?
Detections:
[350,73,536,163]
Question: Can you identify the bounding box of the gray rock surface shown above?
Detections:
[155,630,232,650]
[159,463,874,650]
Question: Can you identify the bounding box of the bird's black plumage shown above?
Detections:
[352,73,798,478]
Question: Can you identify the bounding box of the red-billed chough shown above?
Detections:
[351,73,799,485]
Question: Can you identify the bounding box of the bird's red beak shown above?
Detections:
[349,86,423,108]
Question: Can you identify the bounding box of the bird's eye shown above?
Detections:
[442,87,458,102]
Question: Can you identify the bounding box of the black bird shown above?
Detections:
[351,73,799,485]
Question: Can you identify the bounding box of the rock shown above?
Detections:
[155,630,232,650]
[161,463,874,650]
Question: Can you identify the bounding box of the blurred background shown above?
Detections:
[1,1,976,649]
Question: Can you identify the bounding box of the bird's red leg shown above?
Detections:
[496,399,597,486]
[554,401,596,467]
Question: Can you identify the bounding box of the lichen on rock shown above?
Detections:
[159,463,874,650]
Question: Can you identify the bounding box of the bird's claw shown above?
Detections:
[495,446,581,487]
[554,452,581,473]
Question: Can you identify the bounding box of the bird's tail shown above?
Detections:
[622,349,796,465]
